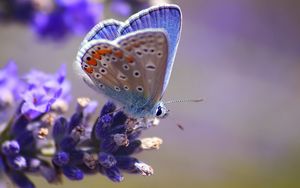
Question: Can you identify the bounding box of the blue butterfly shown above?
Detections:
[75,4,182,119]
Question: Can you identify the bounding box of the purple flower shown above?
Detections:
[0,61,25,125]
[21,88,54,119]
[0,61,25,110]
[110,0,149,17]
[32,0,103,40]
[0,0,34,23]
[50,100,157,182]
[110,0,132,17]
[21,65,71,119]
[0,63,161,186]
[1,140,20,156]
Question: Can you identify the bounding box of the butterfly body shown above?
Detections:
[75,4,181,119]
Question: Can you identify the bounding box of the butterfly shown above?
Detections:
[74,4,182,119]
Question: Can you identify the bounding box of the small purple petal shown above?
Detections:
[9,171,35,188]
[104,166,123,182]
[69,150,84,165]
[53,151,69,166]
[95,115,113,139]
[8,155,27,170]
[99,152,117,168]
[100,137,119,153]
[16,130,35,150]
[1,140,20,156]
[115,140,141,156]
[116,156,138,171]
[100,101,116,117]
[62,166,84,181]
[60,137,78,151]
[108,125,126,135]
[83,100,98,118]
[111,111,127,127]
[68,112,83,133]
[52,117,68,143]
[11,114,29,138]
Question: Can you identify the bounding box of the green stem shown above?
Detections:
[0,115,14,144]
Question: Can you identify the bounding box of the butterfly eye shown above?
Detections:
[156,107,162,117]
[155,105,168,119]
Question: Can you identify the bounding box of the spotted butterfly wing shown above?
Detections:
[80,19,122,46]
[119,4,182,93]
[76,29,168,117]
[75,4,181,118]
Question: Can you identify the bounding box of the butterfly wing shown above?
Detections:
[80,19,122,47]
[119,4,182,93]
[75,19,122,94]
[75,29,168,117]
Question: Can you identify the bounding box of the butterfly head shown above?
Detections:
[153,101,169,119]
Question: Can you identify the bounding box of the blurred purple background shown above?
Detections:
[0,0,300,187]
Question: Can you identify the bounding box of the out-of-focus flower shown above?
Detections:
[110,0,132,17]
[109,0,171,17]
[0,61,24,109]
[0,0,35,23]
[0,61,25,125]
[32,0,103,40]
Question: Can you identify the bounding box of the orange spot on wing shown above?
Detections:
[125,47,132,51]
[92,53,102,60]
[133,43,140,48]
[97,49,112,55]
[125,56,134,63]
[114,51,123,58]
[84,66,93,74]
[87,59,97,66]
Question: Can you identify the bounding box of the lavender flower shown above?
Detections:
[21,65,71,119]
[50,99,161,182]
[0,0,34,23]
[32,0,103,40]
[109,0,171,17]
[0,61,25,126]
[110,0,132,17]
[0,63,163,187]
[0,61,24,110]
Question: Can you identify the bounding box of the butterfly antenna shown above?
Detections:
[165,98,204,104]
